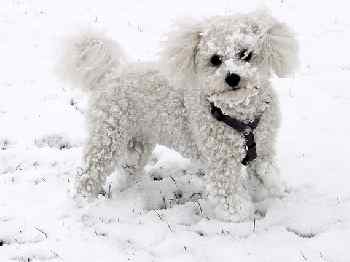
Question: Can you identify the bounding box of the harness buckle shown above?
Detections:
[243,127,252,135]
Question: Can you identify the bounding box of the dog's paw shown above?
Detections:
[76,175,104,198]
[254,161,286,198]
[209,194,255,222]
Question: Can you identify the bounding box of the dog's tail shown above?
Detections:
[57,30,125,93]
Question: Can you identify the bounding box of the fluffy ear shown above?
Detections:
[159,19,202,83]
[259,17,299,77]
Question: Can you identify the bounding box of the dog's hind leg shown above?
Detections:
[121,137,155,177]
[77,115,124,197]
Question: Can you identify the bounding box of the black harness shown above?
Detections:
[210,103,261,166]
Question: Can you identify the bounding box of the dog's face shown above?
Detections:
[195,16,269,118]
[161,12,299,119]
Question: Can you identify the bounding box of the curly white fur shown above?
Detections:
[58,30,126,92]
[59,11,298,222]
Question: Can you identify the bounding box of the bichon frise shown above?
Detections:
[59,10,298,222]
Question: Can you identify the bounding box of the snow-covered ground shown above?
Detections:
[1,0,350,261]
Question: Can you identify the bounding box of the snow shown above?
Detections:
[1,0,350,261]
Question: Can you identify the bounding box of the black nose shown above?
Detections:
[225,73,241,89]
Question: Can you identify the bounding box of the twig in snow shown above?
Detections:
[15,163,23,171]
[195,201,203,215]
[167,224,173,232]
[162,196,167,209]
[319,251,332,262]
[50,250,62,260]
[221,229,230,235]
[153,210,163,220]
[107,184,112,199]
[300,251,308,261]
[286,227,316,238]
[94,230,107,237]
[34,227,48,239]
[194,201,210,220]
[153,210,173,232]
[169,176,177,185]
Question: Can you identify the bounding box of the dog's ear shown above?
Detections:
[160,19,202,83]
[258,15,299,77]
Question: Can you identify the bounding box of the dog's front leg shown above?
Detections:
[246,93,286,200]
[246,157,286,201]
[206,158,254,222]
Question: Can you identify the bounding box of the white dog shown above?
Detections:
[59,10,298,222]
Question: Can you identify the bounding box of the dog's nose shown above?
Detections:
[225,72,241,89]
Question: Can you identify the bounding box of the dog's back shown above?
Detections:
[58,31,197,157]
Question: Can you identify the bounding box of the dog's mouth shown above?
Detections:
[207,86,260,116]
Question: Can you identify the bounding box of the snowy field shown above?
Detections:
[1,0,350,261]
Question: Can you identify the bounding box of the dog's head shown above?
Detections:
[161,11,298,119]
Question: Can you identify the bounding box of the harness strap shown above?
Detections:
[210,103,261,166]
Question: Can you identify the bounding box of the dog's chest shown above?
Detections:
[195,115,246,161]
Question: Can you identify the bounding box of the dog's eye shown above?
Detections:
[237,49,253,62]
[210,54,222,67]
